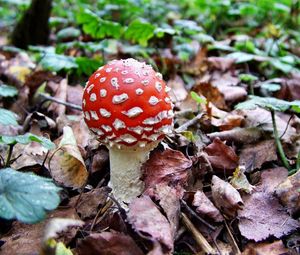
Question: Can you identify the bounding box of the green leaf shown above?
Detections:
[0,84,18,97]
[124,19,155,46]
[0,168,61,223]
[56,242,73,255]
[76,9,123,39]
[235,96,300,113]
[0,133,55,150]
[75,57,102,76]
[190,91,207,104]
[40,53,78,72]
[0,108,18,126]
[57,27,81,41]
[239,73,258,83]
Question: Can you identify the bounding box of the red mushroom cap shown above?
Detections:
[82,58,174,149]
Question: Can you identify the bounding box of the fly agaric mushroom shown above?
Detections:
[82,58,174,205]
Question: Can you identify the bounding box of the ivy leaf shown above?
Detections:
[190,91,207,104]
[0,108,18,126]
[0,168,61,224]
[0,133,55,150]
[76,9,123,39]
[124,19,155,46]
[236,96,300,113]
[0,84,18,97]
[40,53,78,72]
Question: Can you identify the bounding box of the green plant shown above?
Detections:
[236,96,300,173]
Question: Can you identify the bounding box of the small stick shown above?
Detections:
[175,113,203,133]
[224,219,241,254]
[181,212,216,254]
[39,93,82,111]
[90,199,113,232]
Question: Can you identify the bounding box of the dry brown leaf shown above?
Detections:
[167,75,188,102]
[70,187,110,220]
[275,170,300,217]
[207,57,235,71]
[0,206,79,255]
[90,147,109,174]
[142,149,192,196]
[242,240,289,255]
[238,167,300,241]
[76,232,144,255]
[276,73,300,101]
[49,126,88,188]
[192,190,223,222]
[48,78,68,117]
[128,196,173,252]
[204,138,239,174]
[211,175,244,218]
[239,140,277,172]
[151,184,181,238]
[66,84,83,115]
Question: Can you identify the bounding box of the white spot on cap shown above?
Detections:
[149,96,159,106]
[84,111,90,120]
[98,66,104,71]
[155,82,162,92]
[141,80,149,86]
[100,89,107,97]
[90,111,99,120]
[86,84,94,94]
[142,110,169,125]
[156,72,163,79]
[157,110,168,120]
[100,108,111,118]
[95,73,100,78]
[120,134,137,144]
[100,77,106,83]
[101,125,112,132]
[139,142,147,148]
[168,110,174,118]
[143,116,159,125]
[135,70,142,77]
[128,126,143,135]
[121,70,128,75]
[83,99,86,107]
[111,77,120,89]
[113,119,126,130]
[124,78,134,84]
[90,127,104,136]
[143,70,149,76]
[122,107,143,118]
[144,127,153,132]
[156,125,172,134]
[112,93,129,104]
[148,133,160,141]
[136,88,144,95]
[114,68,120,72]
[90,93,97,102]
[165,97,171,103]
[106,68,112,73]
[165,86,171,92]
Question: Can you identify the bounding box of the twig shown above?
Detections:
[175,113,204,133]
[181,200,216,231]
[39,93,82,111]
[224,219,241,255]
[90,199,113,232]
[181,212,216,254]
[270,110,291,171]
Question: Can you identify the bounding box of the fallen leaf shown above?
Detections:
[151,184,181,238]
[167,75,188,102]
[76,232,144,255]
[238,168,300,241]
[71,187,110,220]
[0,206,79,255]
[276,74,300,101]
[128,196,173,252]
[66,84,83,115]
[49,126,88,188]
[242,240,289,255]
[192,190,223,222]
[207,57,235,71]
[204,138,239,174]
[230,167,255,194]
[90,146,109,174]
[275,170,300,217]
[211,175,244,218]
[239,140,277,172]
[142,149,192,196]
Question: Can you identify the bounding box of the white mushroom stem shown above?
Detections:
[108,144,156,206]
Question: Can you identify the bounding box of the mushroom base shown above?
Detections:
[109,145,157,206]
